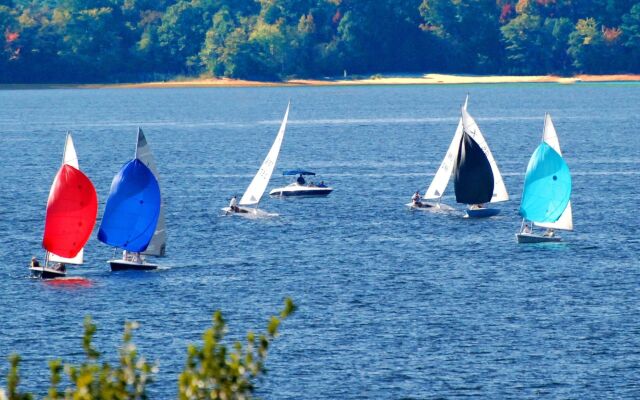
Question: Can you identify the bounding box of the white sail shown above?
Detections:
[424,95,468,200]
[460,108,509,203]
[48,132,83,265]
[239,102,290,206]
[135,128,167,256]
[62,132,79,169]
[533,114,573,231]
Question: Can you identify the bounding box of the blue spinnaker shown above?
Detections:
[98,159,161,252]
[519,142,571,223]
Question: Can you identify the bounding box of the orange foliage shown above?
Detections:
[500,3,513,22]
[602,26,621,42]
[5,31,19,43]
[332,9,342,24]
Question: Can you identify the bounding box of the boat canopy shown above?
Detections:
[283,170,315,176]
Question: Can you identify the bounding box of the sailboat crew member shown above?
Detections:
[30,257,40,269]
[229,195,239,212]
[411,191,423,207]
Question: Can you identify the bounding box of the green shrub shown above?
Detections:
[1,298,295,400]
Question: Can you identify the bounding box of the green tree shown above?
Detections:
[568,17,624,73]
[621,3,640,70]
[501,13,573,74]
[420,0,504,73]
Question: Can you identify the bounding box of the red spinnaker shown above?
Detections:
[42,164,98,258]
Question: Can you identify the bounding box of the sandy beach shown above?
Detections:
[1,73,639,89]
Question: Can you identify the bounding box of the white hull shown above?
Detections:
[270,183,333,197]
[221,207,278,218]
[516,232,562,243]
[405,201,455,211]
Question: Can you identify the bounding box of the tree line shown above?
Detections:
[1,0,639,83]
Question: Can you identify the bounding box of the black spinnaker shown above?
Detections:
[454,131,495,204]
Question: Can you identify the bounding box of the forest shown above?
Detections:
[1,0,639,83]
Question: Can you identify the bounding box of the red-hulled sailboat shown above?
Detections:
[30,133,98,279]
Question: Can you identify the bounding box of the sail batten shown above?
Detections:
[239,102,290,206]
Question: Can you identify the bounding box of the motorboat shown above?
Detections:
[270,170,333,197]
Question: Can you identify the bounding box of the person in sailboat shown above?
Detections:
[52,262,66,272]
[30,256,40,269]
[470,203,485,210]
[544,228,555,237]
[411,191,423,207]
[229,195,240,213]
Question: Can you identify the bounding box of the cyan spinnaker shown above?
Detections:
[519,142,571,223]
[98,159,161,252]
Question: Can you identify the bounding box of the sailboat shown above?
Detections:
[223,102,290,216]
[409,97,508,217]
[30,133,98,279]
[517,114,573,243]
[453,107,509,218]
[408,96,469,210]
[98,128,164,271]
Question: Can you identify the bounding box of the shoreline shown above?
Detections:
[1,73,639,89]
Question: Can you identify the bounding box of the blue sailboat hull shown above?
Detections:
[465,208,500,218]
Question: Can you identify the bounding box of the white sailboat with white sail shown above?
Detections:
[224,102,290,217]
[407,96,469,211]
[517,114,573,243]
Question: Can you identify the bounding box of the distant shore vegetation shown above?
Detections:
[1,0,639,84]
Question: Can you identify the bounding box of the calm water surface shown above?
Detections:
[0,84,639,398]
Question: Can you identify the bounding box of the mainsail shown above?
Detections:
[43,134,98,265]
[532,114,573,231]
[460,108,509,203]
[454,131,494,204]
[519,142,571,223]
[135,128,167,256]
[239,102,290,206]
[424,95,468,200]
[97,159,161,252]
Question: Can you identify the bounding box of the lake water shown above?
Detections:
[0,84,639,398]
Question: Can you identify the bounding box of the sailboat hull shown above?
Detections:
[29,266,66,279]
[109,259,158,271]
[465,208,500,218]
[405,202,455,211]
[516,233,562,243]
[221,207,278,217]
